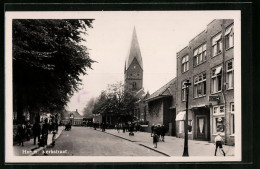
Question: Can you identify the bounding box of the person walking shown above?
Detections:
[151,124,155,137]
[41,118,50,155]
[32,121,41,145]
[116,123,120,133]
[26,121,32,141]
[153,126,158,148]
[161,125,167,142]
[214,132,226,156]
[50,120,58,146]
[17,122,26,146]
[156,125,162,141]
[122,123,126,133]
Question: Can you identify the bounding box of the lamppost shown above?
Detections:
[183,80,191,157]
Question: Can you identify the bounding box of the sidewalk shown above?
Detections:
[99,128,234,157]
[13,126,64,156]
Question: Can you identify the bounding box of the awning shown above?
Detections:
[193,49,198,56]
[225,25,233,35]
[215,66,222,75]
[202,44,206,51]
[176,111,192,121]
[176,111,186,121]
[212,33,222,45]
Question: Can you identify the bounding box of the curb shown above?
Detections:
[31,128,64,156]
[138,144,170,157]
[95,128,170,157]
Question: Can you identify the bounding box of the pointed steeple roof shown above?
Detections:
[125,27,143,71]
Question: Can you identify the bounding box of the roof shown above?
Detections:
[145,78,176,102]
[63,110,84,119]
[125,27,143,70]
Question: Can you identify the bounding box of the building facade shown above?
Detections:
[145,78,177,136]
[176,19,235,145]
[61,109,84,126]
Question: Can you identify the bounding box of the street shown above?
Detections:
[34,127,163,156]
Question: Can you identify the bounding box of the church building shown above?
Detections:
[124,28,148,123]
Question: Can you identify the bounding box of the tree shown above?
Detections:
[92,82,138,123]
[13,19,95,122]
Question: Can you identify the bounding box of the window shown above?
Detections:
[213,117,225,134]
[230,103,235,134]
[179,121,184,133]
[181,82,187,101]
[213,105,225,115]
[225,24,234,49]
[188,120,192,133]
[193,44,207,66]
[182,55,189,73]
[132,82,136,89]
[226,60,234,89]
[211,66,222,93]
[194,72,206,98]
[212,33,222,56]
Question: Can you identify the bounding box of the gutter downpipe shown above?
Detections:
[221,20,228,145]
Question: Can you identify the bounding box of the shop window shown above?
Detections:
[211,66,222,93]
[213,116,225,134]
[182,55,189,73]
[231,103,235,134]
[225,24,234,49]
[179,121,184,133]
[193,43,207,67]
[212,33,222,57]
[188,120,192,134]
[226,60,234,90]
[194,72,206,98]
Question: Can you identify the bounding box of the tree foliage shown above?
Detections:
[91,82,138,123]
[13,19,95,119]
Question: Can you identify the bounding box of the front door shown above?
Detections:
[197,116,206,140]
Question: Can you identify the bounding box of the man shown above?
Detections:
[41,118,49,155]
[50,120,58,146]
[17,121,26,146]
[32,121,41,145]
[160,125,167,142]
[151,124,155,137]
[214,132,226,156]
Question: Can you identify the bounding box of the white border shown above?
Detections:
[5,11,241,163]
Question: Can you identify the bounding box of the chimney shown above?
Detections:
[76,109,78,113]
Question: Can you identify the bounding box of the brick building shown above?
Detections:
[61,109,84,126]
[176,19,235,145]
[145,78,177,136]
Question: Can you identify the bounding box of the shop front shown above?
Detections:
[176,106,210,141]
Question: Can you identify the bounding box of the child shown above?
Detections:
[214,132,226,156]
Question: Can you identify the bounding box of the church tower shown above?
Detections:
[124,27,143,92]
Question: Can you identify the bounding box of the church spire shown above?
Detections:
[125,27,143,71]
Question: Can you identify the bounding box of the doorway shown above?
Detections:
[196,116,207,140]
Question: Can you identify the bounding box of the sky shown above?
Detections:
[65,11,239,114]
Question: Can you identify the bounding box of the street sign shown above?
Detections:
[209,95,219,101]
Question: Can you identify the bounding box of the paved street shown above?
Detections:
[34,127,163,156]
[13,126,234,157]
